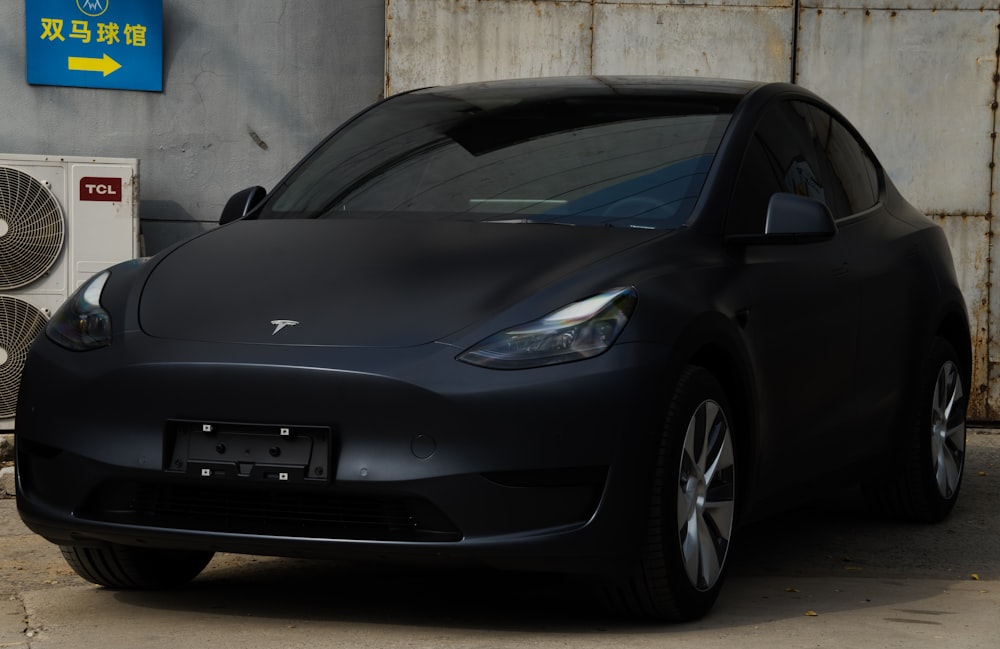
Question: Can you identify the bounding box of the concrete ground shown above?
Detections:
[1,432,997,648]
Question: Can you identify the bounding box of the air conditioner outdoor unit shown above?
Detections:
[0,153,140,430]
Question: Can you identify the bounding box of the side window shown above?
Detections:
[729,100,828,233]
[729,99,882,234]
[799,103,880,216]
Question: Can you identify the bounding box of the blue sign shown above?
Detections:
[26,0,163,92]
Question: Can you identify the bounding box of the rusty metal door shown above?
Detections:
[385,0,1000,419]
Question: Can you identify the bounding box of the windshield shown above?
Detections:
[261,85,732,229]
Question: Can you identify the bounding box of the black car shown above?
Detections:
[16,77,970,621]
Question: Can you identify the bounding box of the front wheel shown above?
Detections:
[60,543,214,589]
[607,366,737,621]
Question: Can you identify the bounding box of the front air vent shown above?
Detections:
[81,482,461,542]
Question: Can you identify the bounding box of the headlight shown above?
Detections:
[458,287,637,369]
[46,270,113,351]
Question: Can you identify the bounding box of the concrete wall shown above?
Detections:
[1,0,386,254]
[386,0,1000,419]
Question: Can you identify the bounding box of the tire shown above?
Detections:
[868,337,967,523]
[607,366,737,621]
[60,544,214,589]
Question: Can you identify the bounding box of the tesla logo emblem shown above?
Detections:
[270,320,299,335]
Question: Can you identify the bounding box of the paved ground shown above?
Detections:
[1,431,997,648]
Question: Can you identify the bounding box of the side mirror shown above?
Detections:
[219,186,266,225]
[763,193,837,242]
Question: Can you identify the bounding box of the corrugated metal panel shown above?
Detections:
[795,8,996,215]
[806,0,992,9]
[607,0,789,7]
[385,0,795,95]
[386,0,593,95]
[592,5,791,81]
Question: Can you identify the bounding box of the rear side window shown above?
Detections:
[800,103,880,216]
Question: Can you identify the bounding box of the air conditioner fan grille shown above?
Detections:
[0,296,47,419]
[0,166,66,290]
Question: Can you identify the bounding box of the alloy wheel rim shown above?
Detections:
[677,399,736,591]
[930,360,965,499]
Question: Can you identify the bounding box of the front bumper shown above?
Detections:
[16,334,670,575]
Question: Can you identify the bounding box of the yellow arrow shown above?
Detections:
[67,54,122,77]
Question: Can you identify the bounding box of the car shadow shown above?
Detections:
[104,503,985,632]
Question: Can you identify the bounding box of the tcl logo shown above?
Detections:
[80,177,123,202]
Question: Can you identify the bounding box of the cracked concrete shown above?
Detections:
[0,595,28,649]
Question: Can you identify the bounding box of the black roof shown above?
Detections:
[411,75,763,111]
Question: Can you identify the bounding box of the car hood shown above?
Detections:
[138,219,656,347]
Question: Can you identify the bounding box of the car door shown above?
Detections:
[796,103,930,442]
[723,99,869,496]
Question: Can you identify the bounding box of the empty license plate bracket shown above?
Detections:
[166,420,332,483]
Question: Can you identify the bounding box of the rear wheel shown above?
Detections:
[868,337,967,522]
[607,366,737,621]
[60,544,214,589]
